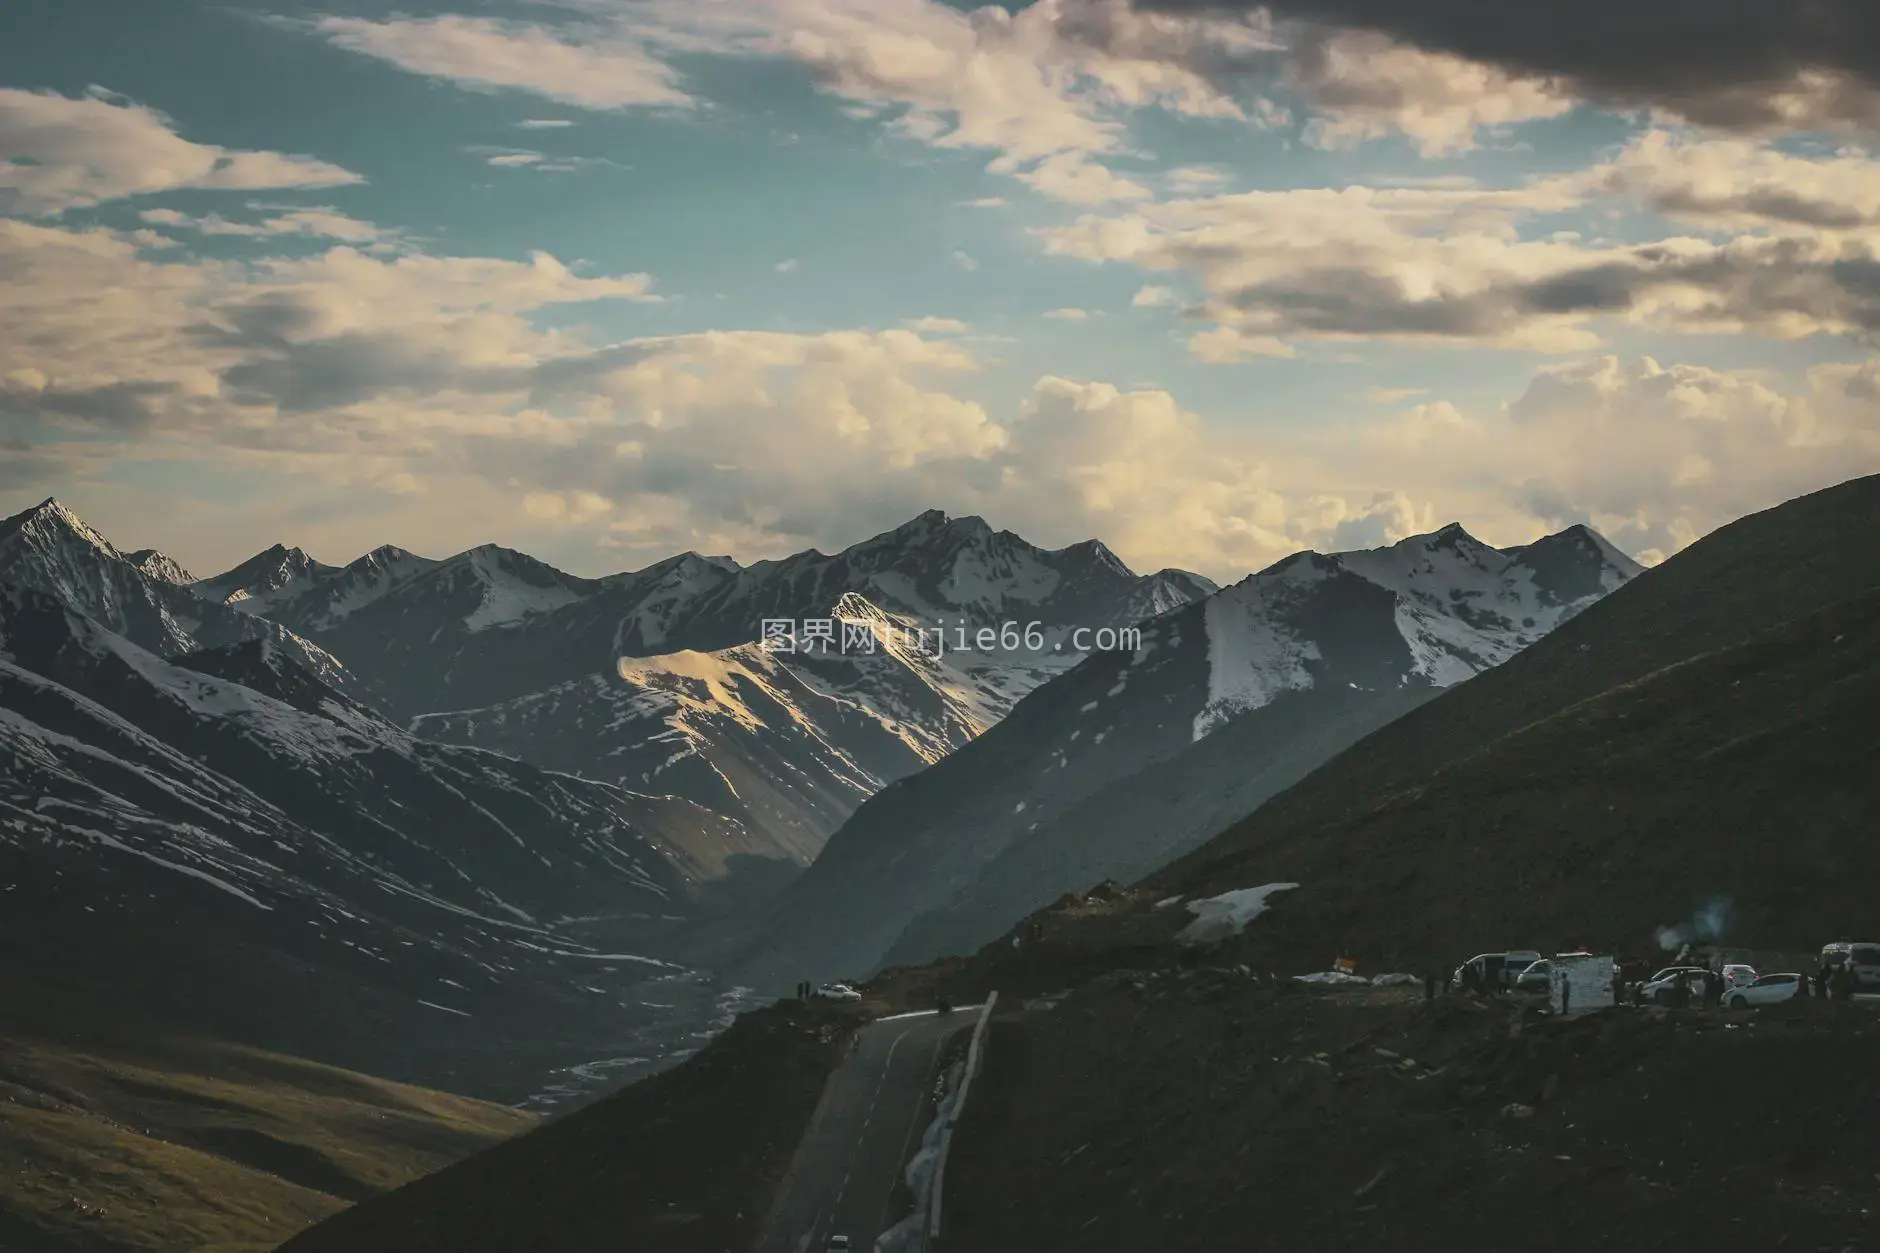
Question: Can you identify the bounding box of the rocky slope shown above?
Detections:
[0,580,743,1097]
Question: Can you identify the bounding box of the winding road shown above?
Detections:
[754,1007,976,1253]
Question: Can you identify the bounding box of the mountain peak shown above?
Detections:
[0,496,116,559]
[879,509,994,545]
[1055,537,1134,579]
[1424,521,1485,549]
[124,548,197,585]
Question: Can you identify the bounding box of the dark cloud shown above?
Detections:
[1195,236,1880,344]
[0,379,182,431]
[1132,0,1880,130]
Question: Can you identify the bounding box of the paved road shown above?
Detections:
[755,1008,974,1253]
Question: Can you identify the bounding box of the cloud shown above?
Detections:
[0,87,361,215]
[1165,164,1231,192]
[1132,284,1179,307]
[1044,307,1091,320]
[1037,167,1880,353]
[517,119,577,129]
[139,206,385,244]
[905,316,969,333]
[465,145,623,173]
[1284,27,1575,156]
[1360,385,1429,403]
[1187,326,1296,360]
[950,249,979,270]
[1004,151,1153,204]
[311,15,694,110]
[1135,0,1880,135]
[305,0,1276,203]
[775,258,800,273]
[1327,354,1880,562]
[1327,489,1430,548]
[959,197,1008,208]
[1578,130,1880,234]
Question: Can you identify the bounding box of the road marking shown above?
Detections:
[832,1025,908,1213]
[878,1031,951,1234]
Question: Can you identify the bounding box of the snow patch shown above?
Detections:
[1175,883,1297,945]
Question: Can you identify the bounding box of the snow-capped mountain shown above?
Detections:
[246,510,1216,722]
[720,522,1643,989]
[193,543,337,614]
[414,592,1018,866]
[0,499,358,695]
[269,543,441,634]
[0,578,746,1090]
[2,501,1214,881]
[135,511,1210,867]
[123,548,195,585]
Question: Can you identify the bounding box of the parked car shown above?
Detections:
[815,983,863,1001]
[1721,963,1759,991]
[1820,942,1880,991]
[1638,966,1712,1004]
[1515,959,1553,993]
[826,1236,851,1252]
[1453,951,1545,991]
[1725,973,1803,1009]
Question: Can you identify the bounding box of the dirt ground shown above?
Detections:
[947,975,1880,1253]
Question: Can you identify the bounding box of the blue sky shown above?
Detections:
[2,0,1878,581]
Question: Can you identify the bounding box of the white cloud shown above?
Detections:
[517,118,577,129]
[1326,355,1880,562]
[1188,326,1296,361]
[1043,307,1091,320]
[1579,130,1880,234]
[959,197,1008,208]
[0,87,361,215]
[1037,166,1880,354]
[775,258,800,273]
[300,0,1274,204]
[1284,28,1575,157]
[311,15,694,110]
[1004,151,1153,204]
[138,206,385,244]
[1131,284,1179,308]
[1165,164,1230,193]
[1360,385,1429,404]
[466,145,623,173]
[950,249,979,270]
[905,316,968,333]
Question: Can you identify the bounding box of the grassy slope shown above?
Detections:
[0,1030,532,1253]
[275,999,864,1253]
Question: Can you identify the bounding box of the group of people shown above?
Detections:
[1807,961,1863,1002]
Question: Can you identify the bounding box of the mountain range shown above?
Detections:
[0,493,1640,1099]
[719,521,1641,989]
[0,498,1214,1091]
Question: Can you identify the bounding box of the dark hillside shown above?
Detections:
[1164,472,1880,897]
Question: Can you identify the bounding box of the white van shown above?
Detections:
[1821,942,1880,991]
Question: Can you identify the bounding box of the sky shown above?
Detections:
[2,0,1878,582]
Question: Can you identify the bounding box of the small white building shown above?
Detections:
[1548,954,1617,1014]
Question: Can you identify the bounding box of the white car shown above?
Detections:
[825,1236,851,1252]
[1638,966,1712,1004]
[816,983,863,1001]
[1721,963,1758,990]
[1724,973,1803,1009]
